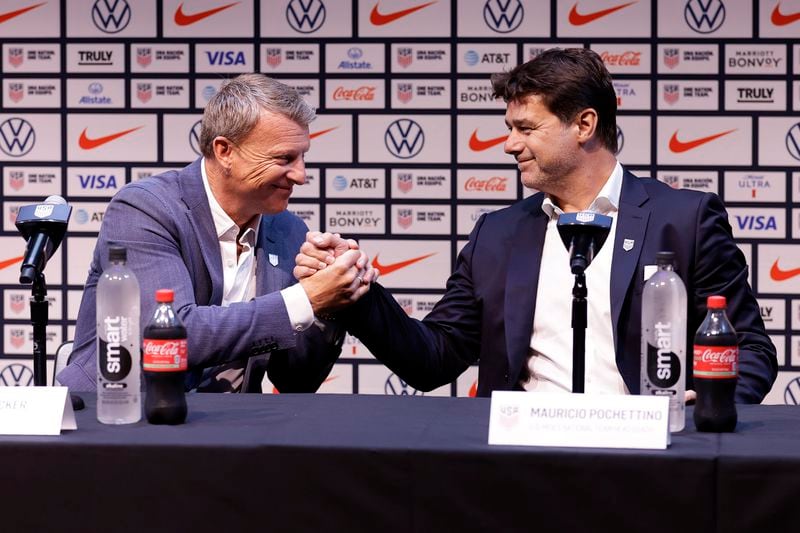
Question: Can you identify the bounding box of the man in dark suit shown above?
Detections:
[295,48,777,403]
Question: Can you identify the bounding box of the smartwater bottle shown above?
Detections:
[640,251,687,432]
[96,246,141,424]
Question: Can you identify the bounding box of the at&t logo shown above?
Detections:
[483,0,524,33]
[0,363,34,386]
[385,373,423,396]
[385,119,425,159]
[0,118,36,157]
[286,0,326,33]
[684,0,725,34]
[786,123,800,161]
[92,0,132,34]
[190,120,202,156]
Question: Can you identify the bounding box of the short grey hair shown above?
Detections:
[200,73,316,157]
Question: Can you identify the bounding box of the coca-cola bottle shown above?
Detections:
[693,295,738,432]
[143,289,188,425]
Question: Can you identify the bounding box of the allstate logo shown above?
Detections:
[464,50,480,66]
[286,0,326,34]
[333,175,348,191]
[615,125,624,155]
[0,363,34,386]
[684,0,725,34]
[75,209,90,224]
[347,47,363,60]
[784,377,800,405]
[483,0,524,33]
[189,120,202,156]
[384,373,423,396]
[88,82,104,94]
[785,123,800,161]
[92,0,132,34]
[385,119,425,159]
[0,117,36,157]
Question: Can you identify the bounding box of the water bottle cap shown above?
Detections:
[656,251,675,265]
[707,295,727,309]
[155,289,174,303]
[108,246,126,262]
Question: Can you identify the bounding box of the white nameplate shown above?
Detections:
[0,387,77,436]
[488,391,670,450]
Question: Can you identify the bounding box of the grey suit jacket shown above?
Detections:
[58,158,343,392]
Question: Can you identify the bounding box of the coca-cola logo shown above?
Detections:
[465,176,507,192]
[144,341,182,357]
[600,51,641,66]
[332,86,375,101]
[697,348,737,363]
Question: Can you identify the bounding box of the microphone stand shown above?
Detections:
[571,270,587,394]
[30,272,48,386]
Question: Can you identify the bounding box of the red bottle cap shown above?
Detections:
[155,289,174,303]
[707,295,726,309]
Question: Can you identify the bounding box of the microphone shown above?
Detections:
[15,195,72,284]
[556,212,613,274]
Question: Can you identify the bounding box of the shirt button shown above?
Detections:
[295,325,303,332]
[227,261,234,267]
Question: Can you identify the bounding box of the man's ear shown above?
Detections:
[574,108,599,145]
[212,136,234,167]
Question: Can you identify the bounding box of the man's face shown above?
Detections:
[503,94,581,194]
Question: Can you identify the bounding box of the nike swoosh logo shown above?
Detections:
[468,130,508,151]
[174,2,239,26]
[372,252,436,276]
[568,1,637,26]
[0,256,24,270]
[78,126,143,150]
[668,129,737,153]
[771,3,800,26]
[770,260,800,281]
[0,3,46,24]
[369,1,437,26]
[309,127,338,140]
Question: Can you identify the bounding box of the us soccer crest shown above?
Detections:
[136,47,152,67]
[8,48,24,68]
[663,84,679,105]
[137,82,152,103]
[397,173,413,193]
[397,83,413,104]
[266,48,282,68]
[397,208,413,229]
[9,171,25,191]
[8,82,24,103]
[663,48,679,69]
[397,47,413,68]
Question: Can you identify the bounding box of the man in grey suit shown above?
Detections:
[58,74,374,393]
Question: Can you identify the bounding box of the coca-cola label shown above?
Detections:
[693,344,738,378]
[332,86,375,101]
[143,338,187,372]
[600,51,641,66]
[98,316,133,382]
[464,176,507,192]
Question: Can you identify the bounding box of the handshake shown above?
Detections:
[294,231,379,317]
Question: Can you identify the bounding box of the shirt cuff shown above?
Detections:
[280,283,315,333]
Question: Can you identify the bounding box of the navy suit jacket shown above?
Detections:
[59,158,342,393]
[345,170,777,403]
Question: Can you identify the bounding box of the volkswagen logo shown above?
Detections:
[385,119,425,159]
[286,0,326,34]
[785,123,800,161]
[0,363,34,386]
[384,373,423,396]
[615,125,624,155]
[0,118,36,157]
[483,0,524,33]
[684,0,725,34]
[785,377,800,405]
[92,0,132,34]
[189,120,202,156]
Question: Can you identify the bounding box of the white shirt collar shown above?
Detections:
[541,161,624,220]
[200,157,260,243]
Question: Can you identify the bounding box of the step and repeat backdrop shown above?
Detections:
[0,0,799,402]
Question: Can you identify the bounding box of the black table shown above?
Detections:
[0,394,798,533]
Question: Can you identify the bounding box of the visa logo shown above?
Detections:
[735,215,777,231]
[79,174,118,189]
[205,51,246,66]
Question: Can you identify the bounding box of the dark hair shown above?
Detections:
[491,48,618,153]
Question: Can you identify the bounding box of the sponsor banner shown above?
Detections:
[67,0,156,37]
[390,168,451,199]
[68,290,84,321]
[525,42,583,62]
[287,202,320,232]
[66,43,125,73]
[762,371,800,405]
[725,44,787,75]
[163,114,203,163]
[130,79,189,108]
[657,0,752,38]
[793,300,800,330]
[306,114,353,163]
[390,79,450,109]
[614,79,650,110]
[358,0,451,37]
[458,0,548,37]
[282,78,320,110]
[0,2,59,37]
[757,244,800,294]
[457,169,517,200]
[291,167,320,199]
[67,78,124,108]
[358,239,451,289]
[728,207,785,240]
[2,326,62,357]
[261,0,352,37]
[557,0,651,37]
[0,236,62,285]
[195,43,254,73]
[391,204,451,235]
[456,366,480,397]
[67,113,157,162]
[2,44,60,73]
[3,78,60,108]
[656,116,751,166]
[194,78,224,108]
[325,168,386,199]
[325,78,385,109]
[457,204,507,235]
[758,298,786,331]
[757,117,800,166]
[131,43,189,73]
[162,0,253,37]
[760,0,800,38]
[390,44,450,73]
[325,203,385,234]
[67,167,124,198]
[796,44,800,74]
[3,166,61,197]
[457,114,510,164]
[794,172,800,203]
[737,243,752,286]
[67,202,107,233]
[325,43,385,74]
[392,292,444,320]
[340,333,374,359]
[616,115,651,166]
[794,339,800,368]
[260,44,320,73]
[131,167,178,182]
[0,114,61,162]
[794,209,800,240]
[358,365,450,396]
[4,289,62,321]
[590,43,651,74]
[794,81,800,111]
[456,79,504,110]
[724,171,785,203]
[657,43,718,74]
[457,43,516,73]
[656,80,718,111]
[3,201,27,232]
[724,80,786,111]
[358,115,450,163]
